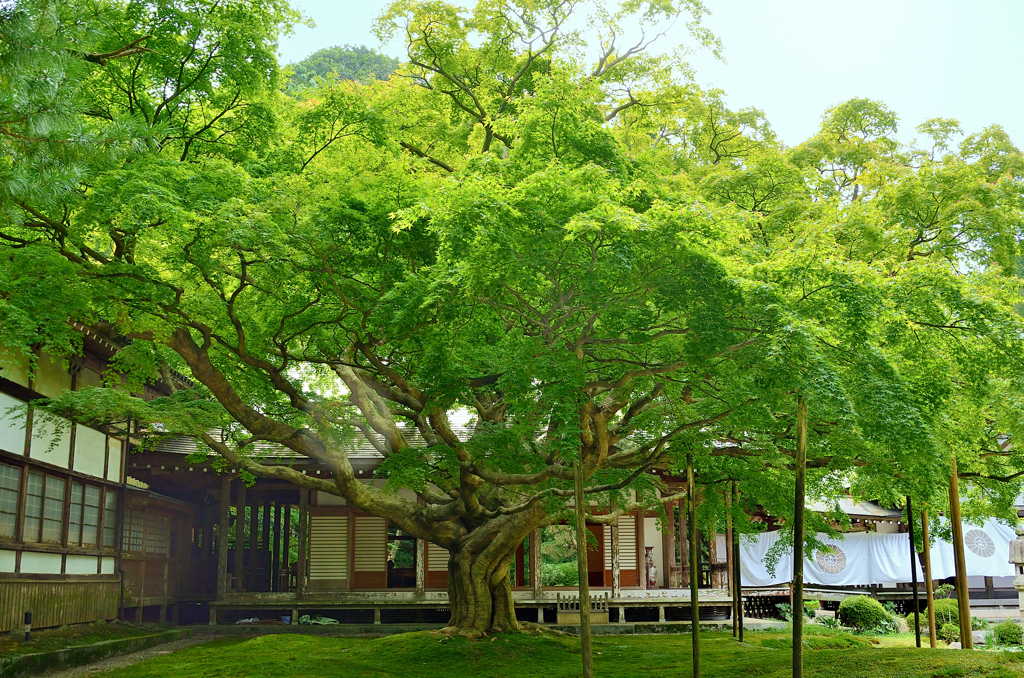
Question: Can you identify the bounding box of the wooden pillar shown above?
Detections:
[234,479,245,591]
[687,454,701,678]
[531,528,543,597]
[725,488,735,637]
[921,509,936,648]
[907,496,922,648]
[415,538,426,597]
[216,475,230,598]
[662,499,675,589]
[949,458,973,649]
[638,511,647,590]
[573,462,593,678]
[283,502,292,588]
[733,482,743,642]
[678,498,688,588]
[793,396,807,678]
[261,499,271,550]
[611,519,621,598]
[297,489,308,596]
[271,502,282,593]
[248,497,258,553]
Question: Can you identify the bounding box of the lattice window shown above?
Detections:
[123,509,144,552]
[102,491,117,548]
[145,513,169,556]
[41,476,64,543]
[22,471,43,542]
[0,463,19,539]
[69,482,84,545]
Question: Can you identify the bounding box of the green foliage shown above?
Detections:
[837,596,889,631]
[5,0,1024,632]
[994,620,1023,646]
[540,561,579,587]
[285,45,398,93]
[973,616,990,631]
[939,622,960,644]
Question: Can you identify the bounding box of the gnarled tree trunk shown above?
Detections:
[443,508,545,636]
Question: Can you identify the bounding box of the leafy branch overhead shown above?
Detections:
[3,0,1024,636]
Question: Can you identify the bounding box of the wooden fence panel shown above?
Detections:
[0,579,119,632]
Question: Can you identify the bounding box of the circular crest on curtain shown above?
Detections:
[815,545,847,574]
[965,529,996,558]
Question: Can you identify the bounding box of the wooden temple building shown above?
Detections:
[0,331,1015,632]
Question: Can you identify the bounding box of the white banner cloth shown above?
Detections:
[738,519,1016,587]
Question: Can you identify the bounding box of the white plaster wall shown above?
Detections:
[34,353,71,398]
[0,549,15,573]
[20,551,62,574]
[875,521,899,534]
[644,516,665,587]
[78,368,104,390]
[0,392,27,455]
[73,425,107,478]
[101,557,115,575]
[65,555,98,575]
[0,352,30,387]
[315,491,346,506]
[29,416,71,468]
[106,438,122,482]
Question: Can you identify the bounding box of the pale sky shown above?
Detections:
[278,0,1024,149]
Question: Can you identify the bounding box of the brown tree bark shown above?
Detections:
[442,507,546,636]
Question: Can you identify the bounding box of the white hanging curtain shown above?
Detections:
[738,518,1016,587]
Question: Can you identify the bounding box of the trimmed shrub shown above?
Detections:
[909,598,959,631]
[972,616,990,630]
[837,596,889,630]
[939,623,960,644]
[540,561,578,586]
[994,620,1023,646]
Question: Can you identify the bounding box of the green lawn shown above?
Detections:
[91,630,1024,678]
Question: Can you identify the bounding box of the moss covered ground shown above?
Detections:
[92,629,1024,678]
[0,622,154,659]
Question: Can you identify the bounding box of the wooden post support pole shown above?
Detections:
[611,519,621,600]
[271,502,282,592]
[793,397,807,678]
[733,482,743,642]
[234,479,245,591]
[687,453,701,678]
[949,458,972,649]
[531,528,543,598]
[679,497,689,588]
[907,496,922,648]
[726,487,736,638]
[216,475,230,598]
[921,509,936,648]
[297,489,309,597]
[415,537,426,597]
[573,461,593,678]
[662,498,675,589]
[261,500,271,552]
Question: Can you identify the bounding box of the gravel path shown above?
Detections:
[39,634,223,678]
